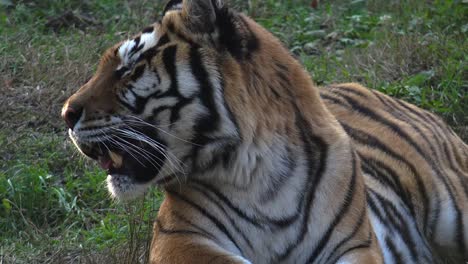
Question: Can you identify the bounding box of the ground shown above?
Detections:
[0,0,466,263]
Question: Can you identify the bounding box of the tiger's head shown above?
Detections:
[62,0,333,200]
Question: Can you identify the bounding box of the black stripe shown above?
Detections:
[191,181,263,228]
[215,11,259,60]
[160,45,195,126]
[157,219,210,238]
[447,135,468,171]
[385,236,404,264]
[188,46,227,172]
[151,105,170,117]
[276,100,328,261]
[320,93,351,107]
[116,65,161,113]
[130,64,146,81]
[190,46,220,134]
[189,184,254,250]
[377,91,448,148]
[335,93,467,255]
[268,84,281,99]
[192,180,296,229]
[171,210,217,240]
[115,66,129,79]
[375,91,443,148]
[428,182,441,242]
[156,34,170,48]
[138,47,160,64]
[443,142,468,197]
[136,35,171,64]
[167,190,244,255]
[163,0,182,15]
[366,192,388,232]
[373,92,447,180]
[337,92,438,168]
[129,36,144,57]
[360,91,465,252]
[259,147,296,203]
[305,151,358,263]
[275,66,291,88]
[117,88,141,114]
[328,85,370,98]
[142,26,154,34]
[124,87,151,114]
[169,97,194,125]
[218,72,242,159]
[359,153,416,217]
[342,92,465,252]
[162,45,182,98]
[341,123,431,231]
[369,189,419,262]
[322,206,368,263]
[329,231,372,263]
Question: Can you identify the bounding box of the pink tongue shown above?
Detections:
[99,157,112,170]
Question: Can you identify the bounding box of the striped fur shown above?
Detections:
[321,84,468,263]
[62,0,468,263]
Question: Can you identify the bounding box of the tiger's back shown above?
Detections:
[321,83,468,263]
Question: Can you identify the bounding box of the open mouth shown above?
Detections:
[77,136,167,184]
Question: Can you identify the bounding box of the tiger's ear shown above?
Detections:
[182,0,223,32]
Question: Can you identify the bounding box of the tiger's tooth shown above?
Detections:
[109,151,123,168]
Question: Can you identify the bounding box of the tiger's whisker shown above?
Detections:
[123,116,202,147]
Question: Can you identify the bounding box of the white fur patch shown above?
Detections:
[434,197,457,246]
[173,3,183,9]
[176,62,199,98]
[129,70,161,97]
[117,30,158,71]
[106,174,151,201]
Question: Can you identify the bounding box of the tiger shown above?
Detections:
[61,0,468,263]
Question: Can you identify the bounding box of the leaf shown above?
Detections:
[305,30,327,39]
[2,198,12,214]
[405,71,434,87]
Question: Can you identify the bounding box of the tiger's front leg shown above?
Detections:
[150,194,251,264]
[150,229,251,264]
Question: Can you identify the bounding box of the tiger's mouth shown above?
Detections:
[74,136,167,185]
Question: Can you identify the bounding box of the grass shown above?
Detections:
[0,130,162,263]
[0,0,466,263]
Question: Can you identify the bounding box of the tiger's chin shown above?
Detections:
[100,151,160,201]
[106,174,152,201]
[95,149,166,201]
[70,134,170,201]
[106,170,182,201]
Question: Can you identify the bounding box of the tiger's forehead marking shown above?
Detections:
[117,27,159,69]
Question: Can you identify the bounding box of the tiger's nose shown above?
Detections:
[61,106,83,130]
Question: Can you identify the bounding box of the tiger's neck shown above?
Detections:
[163,128,366,262]
[188,126,354,205]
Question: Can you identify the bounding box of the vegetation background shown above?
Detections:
[0,0,466,263]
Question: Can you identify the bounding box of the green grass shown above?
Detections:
[0,130,161,263]
[249,0,467,128]
[0,0,467,263]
